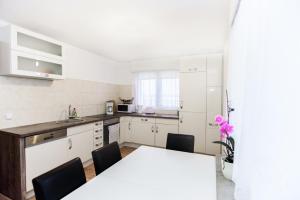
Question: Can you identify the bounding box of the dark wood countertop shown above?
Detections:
[0,113,179,138]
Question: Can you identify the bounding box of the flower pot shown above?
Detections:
[222,159,233,181]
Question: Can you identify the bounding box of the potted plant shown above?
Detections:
[213,114,235,180]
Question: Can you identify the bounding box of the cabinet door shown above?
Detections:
[180,55,206,72]
[120,117,132,143]
[206,129,221,155]
[179,112,206,153]
[207,54,223,87]
[68,130,94,163]
[131,121,155,146]
[155,124,179,148]
[25,138,68,191]
[180,72,207,112]
[207,87,222,127]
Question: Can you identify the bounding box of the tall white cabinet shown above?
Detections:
[179,54,223,154]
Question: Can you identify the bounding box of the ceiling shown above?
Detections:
[0,0,229,62]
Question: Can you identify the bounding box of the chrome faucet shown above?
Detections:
[68,105,78,119]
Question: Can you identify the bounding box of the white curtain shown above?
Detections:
[134,71,179,109]
[228,0,300,199]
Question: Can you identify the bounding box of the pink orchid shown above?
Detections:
[220,122,229,134]
[219,121,234,138]
[215,115,225,125]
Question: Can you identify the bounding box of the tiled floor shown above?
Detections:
[29,146,234,200]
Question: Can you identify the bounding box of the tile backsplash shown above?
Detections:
[0,77,124,129]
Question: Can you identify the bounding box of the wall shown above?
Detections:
[228,1,300,199]
[0,20,130,129]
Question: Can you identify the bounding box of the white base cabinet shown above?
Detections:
[120,117,132,143]
[25,122,102,192]
[120,117,179,148]
[131,117,155,146]
[155,119,179,147]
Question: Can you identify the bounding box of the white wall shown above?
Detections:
[228,1,300,199]
[0,20,131,129]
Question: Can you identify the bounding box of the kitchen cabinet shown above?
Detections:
[206,129,221,155]
[93,121,104,150]
[131,117,155,146]
[180,55,206,73]
[25,122,99,193]
[179,112,206,153]
[179,72,207,112]
[207,54,223,87]
[206,87,222,155]
[25,137,69,192]
[155,119,179,147]
[0,24,64,80]
[67,130,94,163]
[120,117,132,143]
[67,123,95,162]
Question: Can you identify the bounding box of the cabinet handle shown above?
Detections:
[180,101,183,109]
[95,137,100,139]
[156,126,158,133]
[209,123,218,127]
[145,119,148,121]
[180,118,183,123]
[151,126,154,133]
[68,138,72,150]
[128,122,131,131]
[95,130,99,133]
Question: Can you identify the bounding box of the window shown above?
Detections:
[134,71,179,109]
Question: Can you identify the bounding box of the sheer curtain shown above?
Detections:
[228,0,300,199]
[134,71,179,109]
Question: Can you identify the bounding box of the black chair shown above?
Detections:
[92,141,122,175]
[166,133,195,153]
[32,158,86,200]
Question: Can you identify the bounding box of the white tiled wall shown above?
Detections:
[0,77,121,129]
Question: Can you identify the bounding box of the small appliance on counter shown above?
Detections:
[106,101,114,115]
[117,104,136,113]
[117,97,136,113]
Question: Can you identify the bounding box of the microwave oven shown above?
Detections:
[117,104,136,113]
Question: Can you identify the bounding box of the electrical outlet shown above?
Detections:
[4,113,13,120]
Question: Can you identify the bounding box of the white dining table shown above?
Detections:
[63,146,216,200]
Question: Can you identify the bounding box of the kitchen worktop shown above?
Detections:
[0,112,179,138]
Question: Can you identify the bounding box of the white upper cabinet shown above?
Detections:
[179,72,207,112]
[180,55,206,73]
[0,25,64,80]
[207,54,223,86]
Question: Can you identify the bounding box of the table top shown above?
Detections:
[63,146,216,200]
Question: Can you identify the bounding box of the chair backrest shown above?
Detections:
[92,141,122,175]
[32,158,86,200]
[166,133,195,153]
